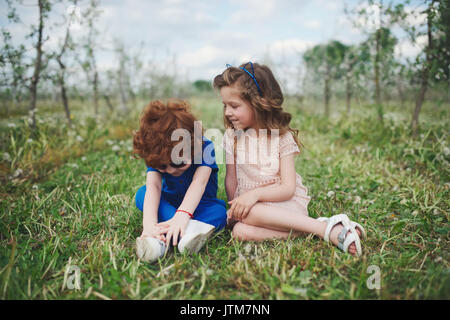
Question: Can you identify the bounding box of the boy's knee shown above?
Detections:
[135,185,147,212]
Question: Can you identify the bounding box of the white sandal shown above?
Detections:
[318,215,366,240]
[318,214,363,257]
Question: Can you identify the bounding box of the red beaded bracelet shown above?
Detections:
[176,209,193,218]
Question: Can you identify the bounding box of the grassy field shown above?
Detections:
[0,95,449,299]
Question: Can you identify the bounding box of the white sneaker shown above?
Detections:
[136,237,166,262]
[178,220,215,254]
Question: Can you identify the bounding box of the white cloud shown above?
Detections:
[395,35,427,59]
[270,38,315,56]
[179,45,225,68]
[229,0,276,24]
[304,20,321,29]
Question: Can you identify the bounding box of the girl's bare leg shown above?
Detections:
[231,222,304,241]
[240,203,360,255]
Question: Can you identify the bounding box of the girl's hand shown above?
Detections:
[141,223,166,242]
[157,211,191,247]
[228,190,259,221]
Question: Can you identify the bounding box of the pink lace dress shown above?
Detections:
[223,129,311,215]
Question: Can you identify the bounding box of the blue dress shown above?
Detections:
[135,137,227,230]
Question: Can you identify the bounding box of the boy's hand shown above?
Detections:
[228,189,259,221]
[141,223,166,242]
[157,212,191,247]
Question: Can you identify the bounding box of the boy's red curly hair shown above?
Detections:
[133,99,203,169]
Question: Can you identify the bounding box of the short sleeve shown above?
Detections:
[222,129,234,156]
[146,166,159,173]
[279,132,300,158]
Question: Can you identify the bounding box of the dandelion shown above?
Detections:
[32,184,39,190]
[26,138,33,144]
[354,196,361,204]
[112,145,120,152]
[327,191,335,198]
[81,156,87,161]
[412,210,418,216]
[7,123,16,128]
[76,135,84,142]
[12,168,23,178]
[106,140,114,146]
[443,147,450,156]
[3,152,11,162]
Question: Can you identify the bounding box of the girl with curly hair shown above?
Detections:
[133,99,227,262]
[214,62,366,257]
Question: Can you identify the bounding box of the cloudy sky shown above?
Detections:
[1,0,426,92]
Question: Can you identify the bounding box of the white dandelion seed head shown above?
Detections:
[327,191,335,198]
[3,152,11,162]
[13,168,23,178]
[443,147,450,156]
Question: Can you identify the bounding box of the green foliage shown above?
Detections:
[0,96,448,300]
[193,80,213,92]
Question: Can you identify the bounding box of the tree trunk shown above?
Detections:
[324,65,330,117]
[411,3,434,137]
[93,69,99,115]
[346,72,352,114]
[398,80,405,108]
[103,94,114,111]
[29,0,45,129]
[375,28,383,122]
[58,70,71,126]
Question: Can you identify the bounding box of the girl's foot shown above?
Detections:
[319,214,364,257]
[328,223,362,256]
[136,236,166,262]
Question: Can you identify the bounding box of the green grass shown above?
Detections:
[0,96,449,299]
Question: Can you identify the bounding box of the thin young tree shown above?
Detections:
[303,40,347,117]
[346,0,406,121]
[28,0,51,129]
[410,0,437,136]
[54,0,79,126]
[78,0,101,115]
